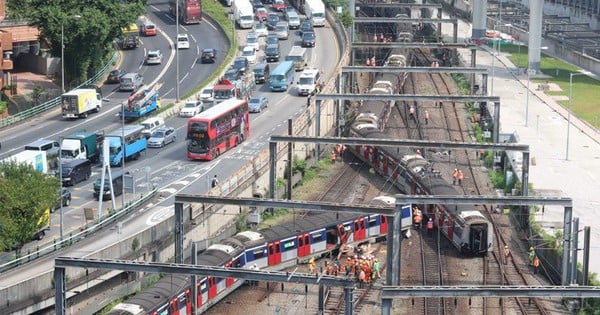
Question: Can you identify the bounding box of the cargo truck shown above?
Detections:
[101,125,147,166]
[303,0,325,27]
[1,150,50,174]
[122,84,161,121]
[170,0,202,24]
[120,24,140,49]
[213,75,255,103]
[61,88,102,119]
[60,131,105,163]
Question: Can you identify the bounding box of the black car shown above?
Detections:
[299,19,313,36]
[267,13,280,30]
[106,69,124,84]
[265,43,280,62]
[232,57,249,75]
[201,48,217,63]
[52,188,71,212]
[301,30,316,47]
[266,34,279,46]
[251,0,264,10]
[224,68,243,81]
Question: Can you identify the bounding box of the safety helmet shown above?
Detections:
[529,247,534,251]
[505,245,508,248]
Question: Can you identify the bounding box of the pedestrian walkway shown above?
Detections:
[444,18,600,275]
[4,72,61,116]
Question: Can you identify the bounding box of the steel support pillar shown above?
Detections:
[315,100,321,160]
[383,214,394,315]
[570,217,579,284]
[318,284,324,313]
[492,101,500,143]
[453,21,458,43]
[344,287,353,315]
[191,243,198,315]
[175,202,184,263]
[528,0,544,71]
[481,73,488,95]
[269,141,277,200]
[336,74,341,137]
[392,208,401,285]
[437,10,442,41]
[471,0,487,38]
[521,151,530,229]
[287,119,293,200]
[562,206,573,285]
[583,226,590,286]
[54,266,66,315]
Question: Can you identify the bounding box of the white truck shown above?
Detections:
[304,0,325,27]
[233,0,254,29]
[1,150,50,174]
[61,88,102,119]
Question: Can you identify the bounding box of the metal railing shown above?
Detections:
[0,51,118,129]
[0,185,157,273]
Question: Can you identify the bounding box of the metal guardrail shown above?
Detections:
[0,51,118,129]
[0,186,157,273]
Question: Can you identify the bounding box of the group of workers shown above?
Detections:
[331,144,346,163]
[451,168,464,185]
[309,254,381,288]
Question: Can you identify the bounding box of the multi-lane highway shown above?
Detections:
[0,0,341,312]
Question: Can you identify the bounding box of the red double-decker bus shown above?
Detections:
[187,98,250,160]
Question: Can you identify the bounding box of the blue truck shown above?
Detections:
[122,84,161,121]
[101,125,147,166]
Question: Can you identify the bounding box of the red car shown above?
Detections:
[141,22,157,36]
[255,8,268,21]
[274,0,286,11]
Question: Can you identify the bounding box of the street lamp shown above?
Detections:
[175,0,180,102]
[525,46,548,127]
[566,72,584,160]
[61,14,81,93]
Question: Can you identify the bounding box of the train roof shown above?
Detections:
[121,273,189,314]
[258,212,358,242]
[198,243,245,265]
[233,230,265,248]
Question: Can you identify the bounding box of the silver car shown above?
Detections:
[147,127,176,148]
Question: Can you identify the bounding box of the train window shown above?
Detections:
[283,240,295,249]
[368,217,377,228]
[252,248,266,260]
[311,233,323,242]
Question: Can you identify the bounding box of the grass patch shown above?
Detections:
[501,44,600,128]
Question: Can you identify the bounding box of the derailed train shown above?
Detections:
[108,200,413,315]
[347,52,493,256]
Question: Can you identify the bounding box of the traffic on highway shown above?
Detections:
[0,0,341,312]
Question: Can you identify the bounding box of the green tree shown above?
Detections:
[0,161,60,252]
[7,0,146,87]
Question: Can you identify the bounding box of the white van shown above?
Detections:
[286,11,301,29]
[140,117,165,138]
[296,68,321,96]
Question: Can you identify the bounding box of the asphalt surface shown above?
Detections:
[0,0,341,299]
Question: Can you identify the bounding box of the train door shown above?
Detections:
[470,224,487,254]
[446,217,454,240]
[297,233,310,257]
[353,217,366,241]
[268,241,281,265]
[380,215,388,234]
[225,261,235,286]
[208,277,217,299]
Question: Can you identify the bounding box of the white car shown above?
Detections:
[253,23,268,37]
[179,100,204,117]
[241,46,257,64]
[145,50,163,65]
[177,34,190,49]
[246,33,260,51]
[199,87,214,103]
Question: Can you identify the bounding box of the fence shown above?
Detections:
[0,51,118,129]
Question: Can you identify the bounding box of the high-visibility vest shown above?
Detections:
[533,256,540,267]
[427,220,434,230]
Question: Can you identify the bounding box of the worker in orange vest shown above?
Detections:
[457,170,464,185]
[452,169,458,185]
[413,207,422,229]
[427,218,434,236]
[503,245,511,265]
[331,150,336,163]
[309,257,316,274]
[533,255,540,274]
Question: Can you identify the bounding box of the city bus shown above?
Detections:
[269,61,295,92]
[285,46,307,71]
[102,125,147,166]
[186,98,250,160]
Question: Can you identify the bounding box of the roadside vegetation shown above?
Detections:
[7,0,146,88]
[0,161,59,252]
